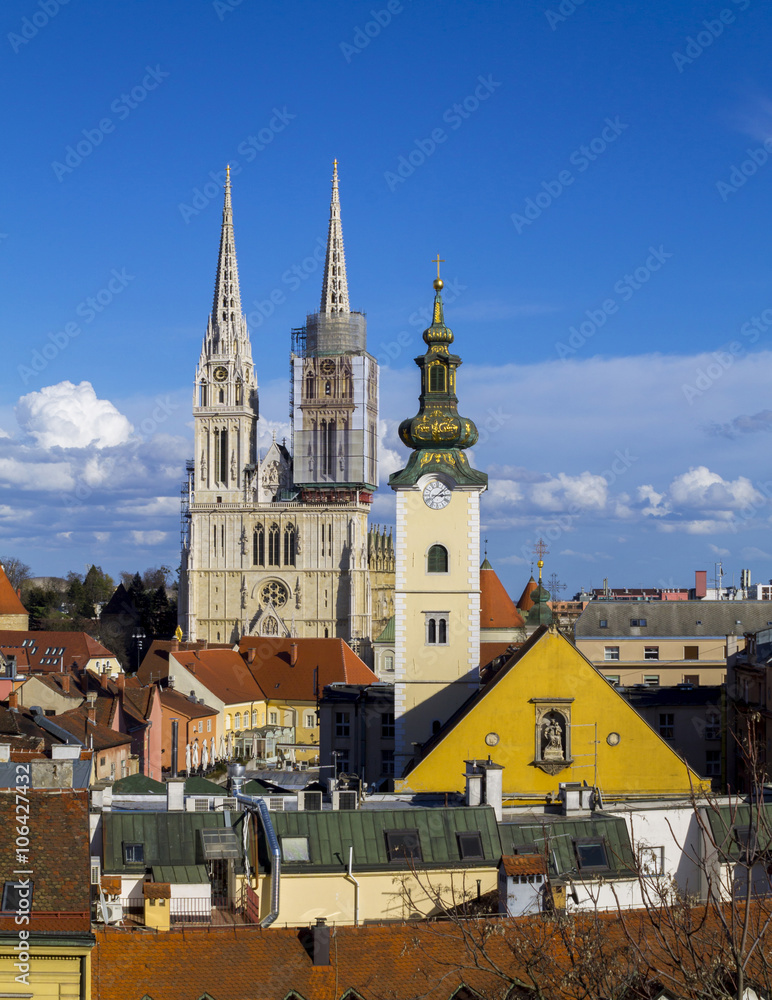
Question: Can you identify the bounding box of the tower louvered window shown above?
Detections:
[427,544,448,573]
[429,364,446,392]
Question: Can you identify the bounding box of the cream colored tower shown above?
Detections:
[389,275,487,770]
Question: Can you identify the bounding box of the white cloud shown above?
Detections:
[16,381,133,450]
[668,466,762,512]
[131,530,167,545]
[709,544,730,557]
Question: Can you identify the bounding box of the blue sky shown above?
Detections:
[3,0,772,597]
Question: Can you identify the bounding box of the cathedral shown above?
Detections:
[178,164,394,658]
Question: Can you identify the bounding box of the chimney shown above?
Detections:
[86,691,97,726]
[312,918,330,966]
[480,757,504,822]
[290,642,298,667]
[166,777,185,812]
[100,672,109,689]
[200,640,208,650]
[7,689,18,712]
[116,674,125,692]
[695,570,707,599]
[246,648,256,664]
[171,637,179,652]
[61,674,70,695]
[171,719,179,778]
[464,761,483,807]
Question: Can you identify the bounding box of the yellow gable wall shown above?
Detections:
[397,629,708,799]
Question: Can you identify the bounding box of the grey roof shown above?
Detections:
[255,805,502,874]
[102,811,228,873]
[498,813,635,878]
[575,601,772,638]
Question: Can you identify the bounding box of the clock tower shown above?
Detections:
[389,273,487,771]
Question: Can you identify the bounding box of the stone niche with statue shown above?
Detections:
[531,698,573,776]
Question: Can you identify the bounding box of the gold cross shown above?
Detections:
[431,254,445,280]
[533,538,549,560]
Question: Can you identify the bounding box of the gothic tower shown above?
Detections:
[389,272,488,770]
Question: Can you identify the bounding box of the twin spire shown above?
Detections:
[320,159,351,315]
[211,165,244,340]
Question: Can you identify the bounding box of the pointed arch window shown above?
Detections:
[214,428,228,485]
[253,524,265,566]
[306,373,315,399]
[429,364,446,393]
[268,524,280,566]
[325,380,332,396]
[427,544,448,573]
[425,612,449,646]
[284,524,296,566]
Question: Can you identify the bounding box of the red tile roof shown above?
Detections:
[170,648,265,706]
[160,688,218,719]
[137,639,232,685]
[516,576,538,612]
[480,564,524,628]
[240,637,378,702]
[0,630,118,673]
[52,707,133,751]
[0,788,90,933]
[501,854,547,876]
[0,565,27,616]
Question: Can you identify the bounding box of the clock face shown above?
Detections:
[423,480,451,510]
[213,366,228,382]
[320,359,335,375]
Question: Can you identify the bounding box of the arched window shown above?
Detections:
[306,374,315,399]
[284,524,296,566]
[234,712,241,730]
[438,618,447,643]
[427,544,448,573]
[253,524,265,566]
[268,524,280,566]
[325,380,332,396]
[429,364,446,392]
[427,618,437,644]
[225,715,231,730]
[252,709,258,727]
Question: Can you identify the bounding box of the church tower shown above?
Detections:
[389,270,487,770]
[180,165,391,652]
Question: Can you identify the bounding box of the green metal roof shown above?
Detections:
[151,864,209,884]
[255,806,501,874]
[102,812,227,873]
[184,776,226,795]
[111,773,166,795]
[498,814,635,878]
[703,803,772,862]
[374,615,395,644]
[242,778,275,795]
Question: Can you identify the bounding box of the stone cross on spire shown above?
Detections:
[211,165,244,342]
[320,159,350,314]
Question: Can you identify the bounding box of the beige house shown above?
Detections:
[574,601,772,686]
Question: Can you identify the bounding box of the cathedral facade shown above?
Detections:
[178,165,393,657]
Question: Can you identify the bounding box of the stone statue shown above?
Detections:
[542,716,564,760]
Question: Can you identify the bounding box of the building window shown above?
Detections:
[207,718,212,732]
[428,364,446,393]
[630,618,647,627]
[706,750,721,777]
[110,762,115,780]
[253,525,265,566]
[383,654,394,673]
[457,831,484,860]
[269,711,278,725]
[643,674,660,687]
[251,709,258,727]
[638,845,664,876]
[381,712,395,740]
[385,829,423,862]
[381,749,394,776]
[684,645,699,661]
[123,843,144,865]
[573,839,609,872]
[281,837,310,862]
[604,646,620,661]
[426,613,449,645]
[268,524,280,566]
[225,715,231,730]
[683,674,699,687]
[305,374,315,399]
[304,712,316,729]
[284,524,296,566]
[234,712,241,730]
[427,544,449,573]
[599,619,608,628]
[334,749,350,774]
[659,713,674,740]
[705,711,720,741]
[335,712,350,738]
[1,881,33,912]
[644,646,659,660]
[605,674,620,685]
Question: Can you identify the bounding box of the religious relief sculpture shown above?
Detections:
[240,577,247,609]
[532,700,573,776]
[230,451,237,480]
[239,526,247,555]
[200,451,207,480]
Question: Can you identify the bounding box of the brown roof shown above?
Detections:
[101,876,122,896]
[0,565,27,616]
[480,564,524,628]
[160,687,218,719]
[0,788,90,933]
[143,881,171,899]
[0,630,118,673]
[501,854,547,876]
[137,639,232,685]
[241,637,378,703]
[170,649,266,706]
[516,575,538,612]
[52,707,133,751]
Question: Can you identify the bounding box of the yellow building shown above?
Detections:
[397,626,709,802]
[389,274,488,769]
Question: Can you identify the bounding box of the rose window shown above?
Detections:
[260,581,289,608]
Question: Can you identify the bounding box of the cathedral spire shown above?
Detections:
[320,159,350,314]
[211,165,244,342]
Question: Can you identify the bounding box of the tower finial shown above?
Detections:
[320,159,350,314]
[432,253,445,290]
